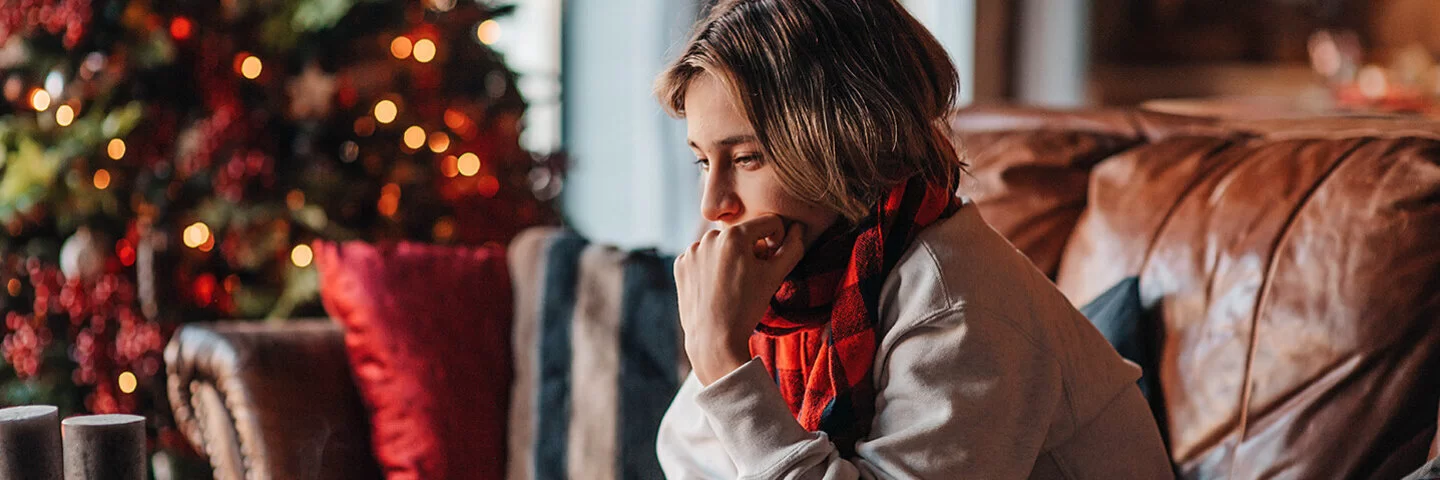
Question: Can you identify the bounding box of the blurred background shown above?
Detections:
[2,0,1438,475]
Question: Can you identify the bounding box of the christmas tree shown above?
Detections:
[0,0,562,464]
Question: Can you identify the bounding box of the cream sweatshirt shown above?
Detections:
[656,201,1175,479]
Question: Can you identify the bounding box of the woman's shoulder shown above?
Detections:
[878,201,1080,344]
[878,202,1142,409]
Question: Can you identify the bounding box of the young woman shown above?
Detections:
[655,0,1174,478]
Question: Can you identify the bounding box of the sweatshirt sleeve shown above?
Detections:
[661,307,1068,479]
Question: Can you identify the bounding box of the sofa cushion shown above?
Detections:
[1056,127,1440,478]
[947,107,1217,277]
[314,240,513,480]
[505,228,687,480]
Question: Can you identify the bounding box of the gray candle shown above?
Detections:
[0,405,63,480]
[61,414,146,480]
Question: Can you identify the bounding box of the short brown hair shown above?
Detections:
[656,0,964,222]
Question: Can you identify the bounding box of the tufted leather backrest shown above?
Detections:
[951,107,1440,479]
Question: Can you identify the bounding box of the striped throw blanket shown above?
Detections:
[507,227,689,480]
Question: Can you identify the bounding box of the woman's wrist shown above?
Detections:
[688,327,753,386]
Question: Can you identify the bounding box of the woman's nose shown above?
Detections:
[700,170,741,223]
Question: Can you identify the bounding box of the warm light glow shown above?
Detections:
[378,183,401,216]
[427,131,450,153]
[170,17,193,40]
[413,39,437,63]
[93,169,111,189]
[6,278,20,296]
[4,77,21,102]
[240,55,263,79]
[183,222,211,249]
[117,239,135,266]
[55,105,74,126]
[291,244,314,268]
[457,152,480,176]
[354,117,377,136]
[118,371,137,394]
[441,155,459,177]
[287,190,305,210]
[1358,65,1388,100]
[477,175,500,197]
[390,36,414,59]
[105,138,126,160]
[403,126,426,150]
[433,217,455,241]
[477,20,501,45]
[30,89,51,111]
[374,100,398,124]
[444,108,469,130]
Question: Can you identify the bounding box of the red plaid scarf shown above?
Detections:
[750,175,960,456]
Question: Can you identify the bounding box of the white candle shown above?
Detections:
[0,405,63,480]
[61,414,146,480]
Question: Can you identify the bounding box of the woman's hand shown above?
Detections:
[675,214,806,386]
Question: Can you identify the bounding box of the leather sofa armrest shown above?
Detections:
[165,320,381,480]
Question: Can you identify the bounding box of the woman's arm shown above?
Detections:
[660,307,1066,479]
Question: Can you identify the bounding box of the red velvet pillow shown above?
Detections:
[314,240,513,480]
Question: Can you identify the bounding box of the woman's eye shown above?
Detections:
[735,155,762,167]
[694,158,710,171]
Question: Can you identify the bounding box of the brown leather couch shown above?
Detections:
[166,106,1440,479]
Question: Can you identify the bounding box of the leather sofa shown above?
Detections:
[166,106,1440,479]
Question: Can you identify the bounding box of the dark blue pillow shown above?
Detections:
[1079,277,1162,404]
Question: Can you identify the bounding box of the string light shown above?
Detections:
[55,105,75,126]
[390,36,414,59]
[44,71,64,98]
[374,100,398,124]
[117,239,135,266]
[93,169,111,189]
[444,108,469,130]
[170,17,193,40]
[182,222,211,249]
[6,278,20,296]
[107,138,126,160]
[354,117,377,136]
[291,245,314,268]
[457,152,480,176]
[477,20,501,45]
[29,89,51,111]
[238,54,263,79]
[4,77,21,102]
[441,155,459,177]
[403,126,426,150]
[378,183,401,216]
[1358,65,1388,100]
[427,0,457,12]
[433,216,456,241]
[477,175,500,197]
[413,39,437,63]
[287,190,305,210]
[118,371,137,394]
[427,131,450,153]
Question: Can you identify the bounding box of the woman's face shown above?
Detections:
[684,72,838,248]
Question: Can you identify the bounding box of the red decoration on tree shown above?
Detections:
[0,0,92,48]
